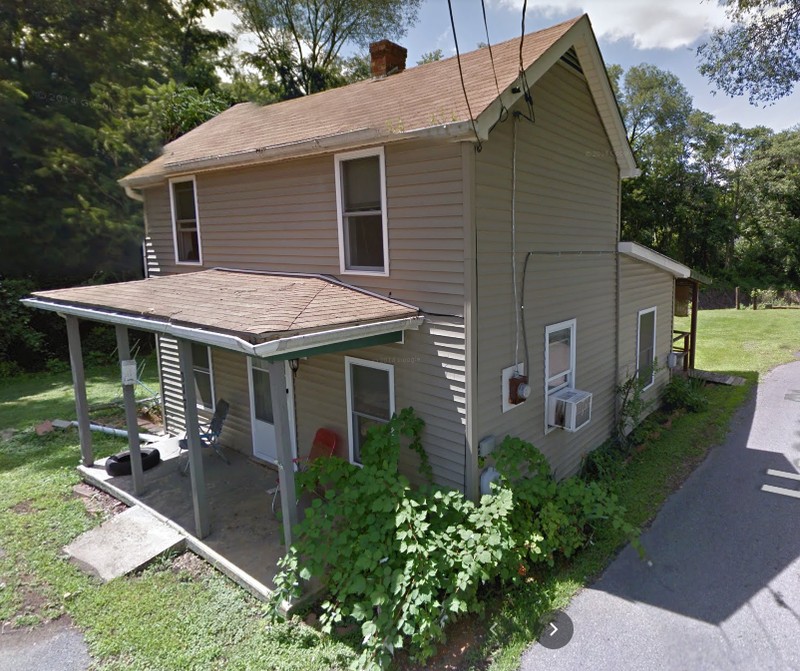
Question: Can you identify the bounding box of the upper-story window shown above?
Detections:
[335,147,388,276]
[169,176,202,265]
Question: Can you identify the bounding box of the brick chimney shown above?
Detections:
[369,40,407,78]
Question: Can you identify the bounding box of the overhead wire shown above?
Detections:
[517,0,536,123]
[447,0,482,151]
[480,0,508,128]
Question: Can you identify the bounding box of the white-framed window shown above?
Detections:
[334,147,389,275]
[169,176,202,264]
[191,343,215,411]
[636,307,657,389]
[345,356,395,465]
[545,319,576,393]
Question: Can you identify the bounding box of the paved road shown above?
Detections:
[522,360,800,671]
[0,618,90,671]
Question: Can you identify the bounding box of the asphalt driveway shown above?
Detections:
[522,360,800,671]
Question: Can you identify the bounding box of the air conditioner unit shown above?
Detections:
[548,388,592,432]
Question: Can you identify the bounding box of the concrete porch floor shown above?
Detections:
[78,437,285,600]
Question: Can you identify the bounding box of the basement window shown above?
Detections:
[335,148,388,275]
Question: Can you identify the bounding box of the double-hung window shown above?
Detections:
[335,148,388,275]
[545,319,576,394]
[170,177,202,264]
[345,357,395,465]
[191,343,215,411]
[637,307,657,389]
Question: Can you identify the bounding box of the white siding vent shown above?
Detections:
[548,388,592,432]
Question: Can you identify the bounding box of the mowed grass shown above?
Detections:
[0,360,356,670]
[675,308,800,374]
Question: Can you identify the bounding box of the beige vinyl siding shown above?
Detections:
[618,256,674,405]
[208,348,252,454]
[143,139,468,486]
[143,139,465,315]
[157,335,185,435]
[293,319,466,491]
[474,62,620,478]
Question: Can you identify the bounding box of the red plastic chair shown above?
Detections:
[270,428,338,514]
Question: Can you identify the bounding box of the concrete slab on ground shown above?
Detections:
[64,506,184,581]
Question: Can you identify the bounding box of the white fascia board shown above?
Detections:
[618,242,691,278]
[21,298,423,358]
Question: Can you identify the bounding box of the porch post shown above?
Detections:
[689,280,699,370]
[267,360,298,548]
[115,325,144,495]
[65,315,93,466]
[177,338,210,539]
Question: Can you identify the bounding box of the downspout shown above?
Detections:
[615,178,622,430]
[124,185,144,202]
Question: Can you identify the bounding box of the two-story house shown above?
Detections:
[25,15,695,570]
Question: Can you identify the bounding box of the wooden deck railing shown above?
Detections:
[672,330,691,371]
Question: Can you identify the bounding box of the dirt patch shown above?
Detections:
[10,500,36,515]
[72,483,127,519]
[1,574,56,629]
[171,551,212,580]
[394,614,487,671]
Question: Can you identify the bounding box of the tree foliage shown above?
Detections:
[698,0,800,103]
[614,62,799,287]
[229,0,422,97]
[0,0,233,288]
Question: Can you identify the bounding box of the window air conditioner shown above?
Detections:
[548,388,592,432]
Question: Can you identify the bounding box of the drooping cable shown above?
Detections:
[481,0,508,126]
[447,0,482,151]
[517,0,536,123]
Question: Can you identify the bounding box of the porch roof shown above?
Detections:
[23,268,422,358]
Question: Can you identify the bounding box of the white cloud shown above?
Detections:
[492,0,730,50]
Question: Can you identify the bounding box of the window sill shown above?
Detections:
[340,268,389,277]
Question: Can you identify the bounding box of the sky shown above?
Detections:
[206,0,800,131]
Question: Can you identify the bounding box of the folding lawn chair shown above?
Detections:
[178,399,230,474]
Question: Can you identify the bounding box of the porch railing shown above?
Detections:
[672,330,691,371]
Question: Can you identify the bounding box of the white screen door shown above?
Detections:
[248,359,297,463]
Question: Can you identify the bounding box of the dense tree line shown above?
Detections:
[0,0,797,373]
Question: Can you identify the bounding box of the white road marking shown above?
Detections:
[761,484,800,499]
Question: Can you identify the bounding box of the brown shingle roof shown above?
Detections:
[122,16,582,185]
[31,269,419,344]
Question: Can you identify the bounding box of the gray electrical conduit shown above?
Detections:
[67,421,162,443]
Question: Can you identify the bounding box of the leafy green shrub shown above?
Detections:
[663,375,709,412]
[272,415,639,669]
[493,437,639,571]
[272,408,515,670]
[615,367,656,451]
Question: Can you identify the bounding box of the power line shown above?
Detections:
[447,0,482,151]
[480,0,509,128]
[517,0,536,123]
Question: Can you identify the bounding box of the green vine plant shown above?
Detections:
[271,411,640,670]
[615,361,658,452]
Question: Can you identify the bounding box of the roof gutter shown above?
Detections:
[617,241,690,278]
[119,121,477,188]
[123,185,144,202]
[21,298,423,358]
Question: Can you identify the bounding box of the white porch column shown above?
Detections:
[65,315,93,466]
[115,325,144,495]
[267,360,298,548]
[177,338,210,539]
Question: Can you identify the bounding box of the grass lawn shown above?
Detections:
[0,358,356,670]
[0,308,797,670]
[675,308,800,374]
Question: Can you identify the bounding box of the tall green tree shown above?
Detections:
[229,0,422,98]
[698,0,800,103]
[0,0,232,287]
